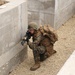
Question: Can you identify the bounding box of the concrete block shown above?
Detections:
[39,12,45,25]
[28,0,75,29]
[28,11,40,25]
[57,0,71,10]
[21,2,28,37]
[28,0,40,11]
[0,47,27,75]
[39,0,55,14]
[44,13,54,27]
[0,0,28,75]
[54,2,75,29]
[28,0,55,27]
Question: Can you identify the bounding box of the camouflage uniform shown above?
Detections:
[27,22,57,71]
[28,30,45,61]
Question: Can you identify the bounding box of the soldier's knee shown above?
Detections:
[37,46,46,54]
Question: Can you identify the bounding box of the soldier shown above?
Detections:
[27,22,58,71]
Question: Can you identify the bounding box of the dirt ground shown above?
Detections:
[9,16,75,75]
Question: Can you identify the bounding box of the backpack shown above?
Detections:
[39,25,58,44]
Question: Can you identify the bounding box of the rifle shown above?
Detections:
[21,31,32,46]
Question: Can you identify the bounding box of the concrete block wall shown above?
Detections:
[28,0,55,27]
[54,0,75,29]
[0,0,27,75]
[28,0,75,29]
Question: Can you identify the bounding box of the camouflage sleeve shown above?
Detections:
[27,35,42,49]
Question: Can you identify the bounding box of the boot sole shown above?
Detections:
[30,65,40,71]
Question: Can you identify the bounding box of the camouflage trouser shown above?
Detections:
[29,44,46,61]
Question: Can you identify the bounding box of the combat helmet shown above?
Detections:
[28,22,38,30]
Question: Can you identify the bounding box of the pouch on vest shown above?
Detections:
[39,25,58,44]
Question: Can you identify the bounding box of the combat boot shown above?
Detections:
[30,60,40,71]
[45,50,57,58]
